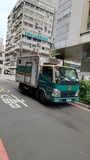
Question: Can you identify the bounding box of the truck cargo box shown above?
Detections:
[16,55,49,88]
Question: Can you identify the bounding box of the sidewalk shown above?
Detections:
[76,101,90,109]
[0,74,16,82]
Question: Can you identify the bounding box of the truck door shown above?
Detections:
[24,62,32,84]
[40,66,53,96]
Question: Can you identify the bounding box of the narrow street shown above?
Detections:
[0,77,90,160]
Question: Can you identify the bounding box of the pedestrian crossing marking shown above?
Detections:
[1,94,28,109]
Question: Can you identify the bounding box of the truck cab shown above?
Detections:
[38,64,79,103]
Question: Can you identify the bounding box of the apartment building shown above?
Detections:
[52,0,90,72]
[5,0,55,73]
[0,38,5,74]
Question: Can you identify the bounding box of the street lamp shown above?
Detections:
[17,41,23,57]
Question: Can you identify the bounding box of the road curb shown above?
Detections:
[76,102,90,109]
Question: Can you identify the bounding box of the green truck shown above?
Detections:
[16,55,79,104]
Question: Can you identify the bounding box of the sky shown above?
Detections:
[0,0,18,46]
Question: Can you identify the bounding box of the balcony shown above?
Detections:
[5,58,10,61]
[4,62,10,66]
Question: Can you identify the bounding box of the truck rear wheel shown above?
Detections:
[39,91,46,104]
[35,89,39,100]
[19,83,25,94]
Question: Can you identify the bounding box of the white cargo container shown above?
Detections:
[16,55,50,88]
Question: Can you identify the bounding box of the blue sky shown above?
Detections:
[0,0,18,46]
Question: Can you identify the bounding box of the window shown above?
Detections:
[55,66,78,83]
[40,8,44,13]
[33,38,37,41]
[29,17,33,21]
[44,27,47,32]
[29,24,33,28]
[42,47,45,50]
[50,19,53,22]
[35,19,43,25]
[40,15,44,18]
[30,4,35,9]
[27,37,32,40]
[37,39,41,42]
[0,61,3,64]
[30,11,34,15]
[48,30,51,34]
[24,15,28,20]
[24,15,34,22]
[46,48,49,51]
[36,1,54,12]
[25,9,29,13]
[24,22,28,26]
[23,42,27,45]
[42,41,46,44]
[36,7,44,12]
[32,44,36,48]
[35,26,38,29]
[42,67,53,82]
[49,24,52,28]
[27,43,31,47]
[35,13,44,19]
[0,53,2,57]
[25,2,30,7]
[50,13,53,16]
[39,27,43,30]
[36,7,39,11]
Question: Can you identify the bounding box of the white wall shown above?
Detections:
[80,32,90,43]
[0,38,5,74]
[67,0,85,46]
[53,0,72,49]
[53,0,90,50]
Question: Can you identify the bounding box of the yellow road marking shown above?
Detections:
[0,86,10,93]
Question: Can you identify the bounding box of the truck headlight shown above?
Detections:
[75,90,79,96]
[52,89,61,97]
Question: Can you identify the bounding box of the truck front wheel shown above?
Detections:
[39,91,46,104]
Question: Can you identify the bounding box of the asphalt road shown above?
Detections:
[0,78,90,160]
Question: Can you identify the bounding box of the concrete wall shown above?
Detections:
[80,0,89,34]
[81,59,90,72]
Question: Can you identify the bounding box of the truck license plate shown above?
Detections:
[66,99,71,102]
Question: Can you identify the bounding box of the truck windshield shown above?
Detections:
[55,66,78,83]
